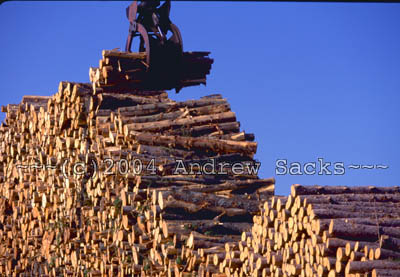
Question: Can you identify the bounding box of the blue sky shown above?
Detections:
[1,1,399,195]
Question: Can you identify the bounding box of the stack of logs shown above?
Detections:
[236,184,400,277]
[1,49,399,277]
[0,77,274,275]
[89,50,213,92]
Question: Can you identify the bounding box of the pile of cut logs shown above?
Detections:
[236,184,400,277]
[1,49,399,277]
[89,50,213,92]
[0,50,273,275]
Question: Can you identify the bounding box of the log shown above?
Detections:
[126,131,257,156]
[301,193,400,205]
[118,109,188,125]
[380,235,400,253]
[98,93,162,110]
[158,190,261,215]
[123,111,236,133]
[166,121,241,137]
[102,50,147,60]
[372,268,400,277]
[292,184,400,197]
[187,178,275,195]
[310,208,397,221]
[329,219,400,242]
[346,260,400,274]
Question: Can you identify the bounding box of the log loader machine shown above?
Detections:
[125,0,183,66]
[123,0,212,93]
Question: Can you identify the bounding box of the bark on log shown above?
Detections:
[292,184,400,197]
[126,131,257,156]
[372,268,400,277]
[329,219,400,242]
[345,260,400,274]
[123,111,236,133]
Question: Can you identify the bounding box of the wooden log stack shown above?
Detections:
[235,184,400,277]
[1,48,399,277]
[89,50,213,92]
[0,50,273,276]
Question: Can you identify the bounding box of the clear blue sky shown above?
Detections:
[1,1,399,195]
